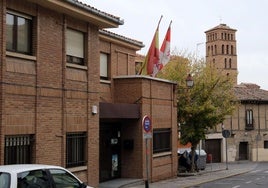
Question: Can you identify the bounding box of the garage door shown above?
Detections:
[205,139,221,163]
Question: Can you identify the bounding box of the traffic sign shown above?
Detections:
[222,130,231,138]
[142,115,152,133]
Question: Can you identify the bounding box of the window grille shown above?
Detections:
[5,135,33,164]
[66,132,87,168]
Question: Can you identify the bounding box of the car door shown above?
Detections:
[48,168,85,188]
[17,169,52,188]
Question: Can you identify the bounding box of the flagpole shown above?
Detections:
[139,15,163,75]
[157,15,163,28]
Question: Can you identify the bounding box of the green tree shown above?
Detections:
[158,54,237,172]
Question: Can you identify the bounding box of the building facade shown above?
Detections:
[0,0,178,187]
[205,24,268,163]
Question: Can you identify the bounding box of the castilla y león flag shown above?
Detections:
[159,22,171,71]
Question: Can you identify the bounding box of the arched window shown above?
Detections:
[211,45,214,55]
[222,45,224,54]
[226,45,229,54]
[224,58,227,68]
[208,46,210,56]
[221,33,224,39]
[214,45,217,55]
[231,45,234,55]
[229,59,232,68]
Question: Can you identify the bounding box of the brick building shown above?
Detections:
[0,0,178,187]
[205,23,268,162]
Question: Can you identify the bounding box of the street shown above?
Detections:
[191,162,268,188]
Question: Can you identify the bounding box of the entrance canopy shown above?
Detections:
[100,102,140,119]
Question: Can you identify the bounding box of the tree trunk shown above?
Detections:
[190,145,197,172]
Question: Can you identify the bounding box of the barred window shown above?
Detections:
[5,135,33,165]
[153,128,171,154]
[66,132,87,168]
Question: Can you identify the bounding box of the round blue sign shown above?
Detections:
[143,115,152,133]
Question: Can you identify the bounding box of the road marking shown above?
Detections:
[250,170,261,173]
[245,181,252,184]
[232,185,241,188]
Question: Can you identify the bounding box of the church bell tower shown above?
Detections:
[205,23,238,84]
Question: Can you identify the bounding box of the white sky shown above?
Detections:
[82,0,268,90]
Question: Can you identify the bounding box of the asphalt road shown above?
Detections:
[191,162,268,188]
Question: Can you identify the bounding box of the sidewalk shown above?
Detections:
[126,161,257,188]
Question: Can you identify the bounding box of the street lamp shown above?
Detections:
[186,74,194,88]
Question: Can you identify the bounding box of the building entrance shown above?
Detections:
[99,123,121,182]
[239,142,248,160]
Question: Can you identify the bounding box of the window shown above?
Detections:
[5,135,33,164]
[153,128,171,154]
[18,170,51,188]
[245,109,254,130]
[6,11,32,54]
[66,132,87,168]
[49,169,82,187]
[264,141,268,149]
[0,173,10,188]
[100,53,109,80]
[66,28,84,65]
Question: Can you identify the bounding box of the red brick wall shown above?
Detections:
[114,78,178,181]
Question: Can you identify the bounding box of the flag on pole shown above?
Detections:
[139,16,163,76]
[158,21,171,71]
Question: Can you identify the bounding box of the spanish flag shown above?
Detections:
[139,16,162,76]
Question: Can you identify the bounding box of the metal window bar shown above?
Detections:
[5,135,32,164]
[66,132,86,167]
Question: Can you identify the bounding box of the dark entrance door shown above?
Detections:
[239,142,248,160]
[99,123,121,182]
[205,139,221,163]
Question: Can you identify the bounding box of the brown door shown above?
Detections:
[205,139,221,163]
[99,123,121,182]
[239,142,248,160]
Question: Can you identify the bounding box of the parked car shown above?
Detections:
[178,148,207,171]
[0,164,93,188]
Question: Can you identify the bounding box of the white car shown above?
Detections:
[0,164,93,188]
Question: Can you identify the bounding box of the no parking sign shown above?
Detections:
[142,115,152,139]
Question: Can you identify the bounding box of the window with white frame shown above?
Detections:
[6,11,32,54]
[66,28,84,65]
[100,52,109,80]
[245,109,254,130]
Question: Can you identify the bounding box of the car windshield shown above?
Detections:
[0,172,10,188]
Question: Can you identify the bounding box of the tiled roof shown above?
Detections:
[234,83,268,103]
[205,23,237,33]
[65,0,124,25]
[99,29,144,48]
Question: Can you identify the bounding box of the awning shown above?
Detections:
[100,102,140,119]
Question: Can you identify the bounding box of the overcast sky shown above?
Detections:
[82,0,268,90]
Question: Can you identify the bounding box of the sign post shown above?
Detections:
[222,129,230,170]
[142,115,152,188]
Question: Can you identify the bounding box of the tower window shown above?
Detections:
[222,45,224,54]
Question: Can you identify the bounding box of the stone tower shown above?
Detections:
[205,23,238,84]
